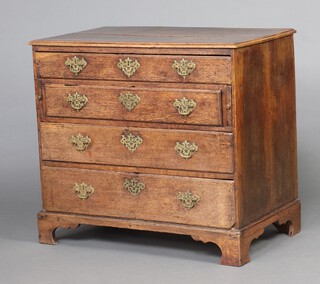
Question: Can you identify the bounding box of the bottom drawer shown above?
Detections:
[41,166,235,229]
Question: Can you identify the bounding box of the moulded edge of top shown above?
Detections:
[28,28,296,49]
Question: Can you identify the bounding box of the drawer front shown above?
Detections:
[43,81,231,126]
[41,166,235,229]
[35,52,232,84]
[40,123,234,173]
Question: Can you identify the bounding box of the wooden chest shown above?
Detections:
[30,27,301,266]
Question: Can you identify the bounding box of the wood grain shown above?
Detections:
[192,200,300,266]
[39,114,233,133]
[43,80,230,126]
[41,165,235,228]
[30,26,295,49]
[40,122,234,173]
[38,199,300,266]
[42,161,234,180]
[34,45,233,55]
[35,52,232,84]
[232,35,298,227]
[31,27,300,266]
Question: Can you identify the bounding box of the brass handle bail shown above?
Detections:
[70,133,91,151]
[172,58,196,79]
[175,140,198,159]
[73,182,94,200]
[178,191,200,209]
[173,97,196,116]
[65,56,87,76]
[67,92,88,111]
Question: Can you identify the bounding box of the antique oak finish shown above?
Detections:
[30,27,301,266]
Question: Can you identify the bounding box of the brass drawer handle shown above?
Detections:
[173,97,196,116]
[123,178,145,196]
[67,92,88,111]
[120,131,143,152]
[175,140,198,159]
[70,133,91,151]
[172,58,196,79]
[65,56,87,76]
[73,182,94,200]
[118,92,141,111]
[117,57,140,78]
[178,191,200,209]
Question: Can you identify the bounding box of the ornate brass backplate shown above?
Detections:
[173,97,196,116]
[70,133,91,151]
[120,131,143,152]
[172,58,196,79]
[65,56,87,76]
[175,140,198,159]
[177,191,200,209]
[123,178,145,196]
[73,182,94,200]
[118,92,141,111]
[117,57,140,78]
[67,92,88,111]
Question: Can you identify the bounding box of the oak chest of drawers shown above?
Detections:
[30,27,301,266]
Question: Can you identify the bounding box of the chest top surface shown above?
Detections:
[29,26,295,48]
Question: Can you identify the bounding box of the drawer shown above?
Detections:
[40,123,234,173]
[35,52,232,84]
[41,166,235,228]
[43,81,231,126]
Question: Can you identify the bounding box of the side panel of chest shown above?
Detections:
[233,35,297,227]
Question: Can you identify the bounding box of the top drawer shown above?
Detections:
[34,53,232,84]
